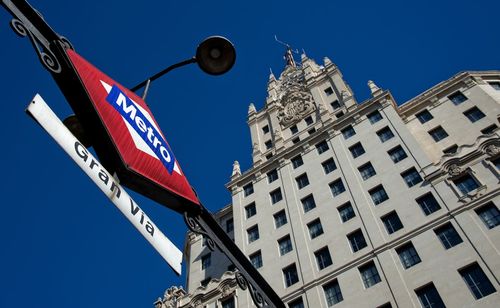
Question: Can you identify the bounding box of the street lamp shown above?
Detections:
[63,36,235,148]
[131,36,236,100]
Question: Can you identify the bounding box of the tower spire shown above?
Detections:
[274,35,297,67]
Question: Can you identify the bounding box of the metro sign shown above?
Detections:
[64,49,201,211]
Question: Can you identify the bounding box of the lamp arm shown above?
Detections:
[130,57,196,92]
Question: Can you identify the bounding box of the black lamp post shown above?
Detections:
[131,36,236,100]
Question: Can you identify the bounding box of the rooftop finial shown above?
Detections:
[275,35,298,67]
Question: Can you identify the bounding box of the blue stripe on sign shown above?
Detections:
[106,85,175,174]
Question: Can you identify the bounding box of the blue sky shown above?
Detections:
[0,0,498,307]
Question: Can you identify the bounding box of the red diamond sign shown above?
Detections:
[65,49,201,211]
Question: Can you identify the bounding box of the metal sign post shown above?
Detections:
[2,0,285,307]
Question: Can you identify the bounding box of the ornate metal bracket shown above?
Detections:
[184,211,216,251]
[235,272,265,307]
[2,0,73,74]
[183,210,282,307]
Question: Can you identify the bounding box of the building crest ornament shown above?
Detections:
[276,67,315,126]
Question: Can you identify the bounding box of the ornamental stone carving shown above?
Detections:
[447,164,464,177]
[162,286,186,308]
[277,88,315,126]
[231,161,241,178]
[484,144,500,156]
[275,66,315,126]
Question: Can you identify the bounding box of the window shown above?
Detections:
[226,218,234,233]
[245,202,256,218]
[201,253,211,270]
[283,264,299,287]
[323,280,343,306]
[459,263,496,299]
[274,210,288,228]
[266,153,273,160]
[324,87,334,96]
[453,174,480,194]
[200,277,211,287]
[341,125,356,139]
[331,100,340,110]
[291,155,303,169]
[270,188,283,204]
[388,145,407,163]
[305,116,313,125]
[359,261,381,288]
[308,128,316,135]
[475,202,500,229]
[382,211,404,234]
[308,219,324,239]
[267,169,279,183]
[489,81,500,90]
[249,251,263,269]
[396,242,421,269]
[292,137,300,144]
[464,106,486,123]
[481,124,498,134]
[316,140,329,154]
[443,144,458,154]
[367,110,383,124]
[315,246,333,270]
[322,158,337,174]
[434,223,463,249]
[416,109,433,124]
[278,235,293,256]
[243,183,254,197]
[338,202,356,222]
[449,91,467,105]
[265,140,273,150]
[296,173,310,189]
[401,167,423,187]
[301,194,316,212]
[227,264,236,272]
[329,179,346,197]
[290,125,298,134]
[336,111,345,118]
[358,162,376,180]
[221,297,235,308]
[349,142,365,158]
[416,193,441,216]
[262,125,270,134]
[348,229,367,252]
[247,225,259,243]
[492,157,500,170]
[369,185,389,205]
[288,298,304,308]
[428,126,449,142]
[377,126,395,142]
[415,283,446,308]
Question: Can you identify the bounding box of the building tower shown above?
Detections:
[155,49,500,308]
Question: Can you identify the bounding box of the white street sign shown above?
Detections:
[26,94,183,275]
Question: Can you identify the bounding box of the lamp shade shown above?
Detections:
[196,36,236,75]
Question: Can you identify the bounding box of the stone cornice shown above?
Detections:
[398,70,500,117]
[422,134,500,182]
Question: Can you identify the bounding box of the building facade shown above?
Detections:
[155,51,500,308]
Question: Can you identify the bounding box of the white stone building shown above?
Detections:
[155,51,500,308]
